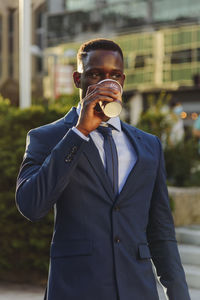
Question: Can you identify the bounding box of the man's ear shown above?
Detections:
[121,74,126,88]
[73,71,81,88]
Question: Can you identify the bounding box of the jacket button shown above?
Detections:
[115,237,120,243]
[72,146,77,153]
[65,154,72,162]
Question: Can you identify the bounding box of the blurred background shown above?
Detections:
[0,0,200,299]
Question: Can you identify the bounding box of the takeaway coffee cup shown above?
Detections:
[97,79,123,117]
[86,79,123,118]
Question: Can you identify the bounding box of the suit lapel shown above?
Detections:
[64,109,153,201]
[64,107,115,200]
[82,139,115,199]
[118,122,145,198]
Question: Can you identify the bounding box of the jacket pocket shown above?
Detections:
[50,240,93,258]
[138,244,151,259]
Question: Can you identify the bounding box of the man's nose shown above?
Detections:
[102,73,111,80]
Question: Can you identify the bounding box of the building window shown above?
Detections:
[8,8,15,78]
[171,49,192,64]
[134,54,152,68]
[197,48,200,62]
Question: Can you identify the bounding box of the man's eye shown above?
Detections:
[88,72,100,78]
[111,73,122,79]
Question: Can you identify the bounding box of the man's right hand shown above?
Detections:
[75,84,120,136]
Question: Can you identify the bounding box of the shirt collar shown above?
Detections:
[76,102,121,132]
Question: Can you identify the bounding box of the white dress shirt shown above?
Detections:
[72,103,137,193]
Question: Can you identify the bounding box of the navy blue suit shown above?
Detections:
[16,107,190,300]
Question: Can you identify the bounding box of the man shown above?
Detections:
[16,39,190,300]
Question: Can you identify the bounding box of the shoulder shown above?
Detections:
[27,107,78,145]
[24,117,67,156]
[121,121,161,155]
[26,107,78,154]
[28,117,66,145]
[29,116,65,135]
[122,121,158,142]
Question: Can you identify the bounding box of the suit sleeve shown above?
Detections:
[147,137,191,300]
[16,128,88,222]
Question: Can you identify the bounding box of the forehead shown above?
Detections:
[80,50,124,72]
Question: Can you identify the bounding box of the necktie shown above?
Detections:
[97,125,119,196]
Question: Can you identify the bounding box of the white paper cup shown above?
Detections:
[98,79,123,118]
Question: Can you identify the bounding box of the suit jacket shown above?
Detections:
[16,107,190,300]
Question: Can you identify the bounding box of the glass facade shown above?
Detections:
[154,0,200,21]
[49,24,200,91]
[65,0,200,21]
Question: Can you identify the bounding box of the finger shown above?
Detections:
[89,95,119,107]
[86,84,98,95]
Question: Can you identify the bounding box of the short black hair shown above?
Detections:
[77,38,124,64]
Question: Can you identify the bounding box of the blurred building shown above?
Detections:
[45,0,200,125]
[1,0,200,122]
[0,0,46,105]
[47,0,200,46]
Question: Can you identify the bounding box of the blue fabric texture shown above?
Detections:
[16,107,190,300]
